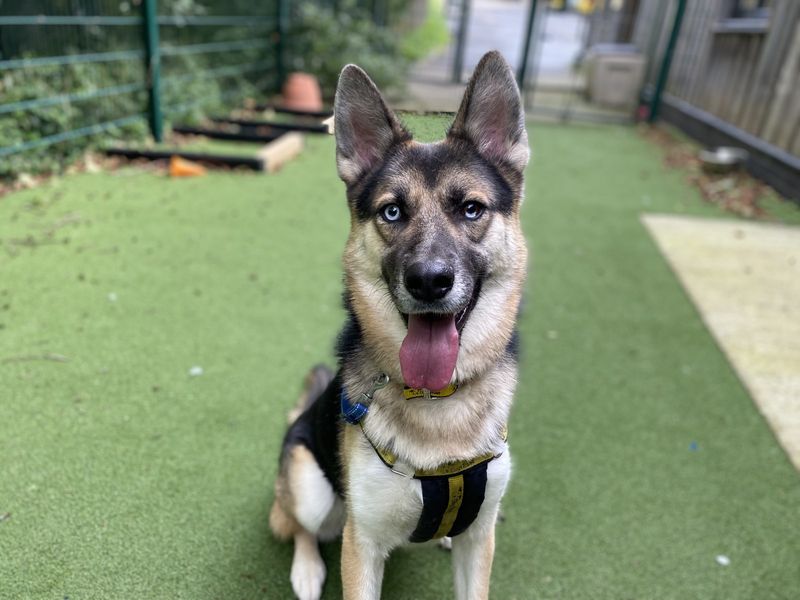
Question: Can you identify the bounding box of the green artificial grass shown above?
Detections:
[1,117,798,599]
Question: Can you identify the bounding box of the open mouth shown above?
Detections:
[398,281,482,392]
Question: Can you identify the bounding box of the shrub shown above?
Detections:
[285,1,408,100]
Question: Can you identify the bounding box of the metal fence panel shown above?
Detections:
[0,0,283,168]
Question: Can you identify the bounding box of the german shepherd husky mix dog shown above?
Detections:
[269,50,529,600]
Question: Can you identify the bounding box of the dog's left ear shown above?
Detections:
[334,65,410,186]
[448,51,529,173]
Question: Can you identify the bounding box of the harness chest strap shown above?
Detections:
[340,383,508,542]
[361,421,508,478]
[360,421,507,543]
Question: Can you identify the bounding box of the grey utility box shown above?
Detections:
[587,44,646,109]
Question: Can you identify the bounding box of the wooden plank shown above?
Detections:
[665,0,694,96]
[104,148,264,170]
[210,117,328,134]
[171,124,283,144]
[723,35,748,122]
[735,22,765,131]
[690,1,724,105]
[791,117,800,157]
[744,0,800,134]
[704,36,731,116]
[713,35,738,121]
[772,61,800,151]
[255,104,333,118]
[687,0,718,96]
[676,1,707,96]
[686,1,720,106]
[677,1,704,100]
[730,34,764,129]
[256,132,304,173]
[761,22,800,149]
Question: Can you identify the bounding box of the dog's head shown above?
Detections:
[335,51,528,391]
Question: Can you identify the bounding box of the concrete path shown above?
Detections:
[642,213,800,470]
[397,0,586,112]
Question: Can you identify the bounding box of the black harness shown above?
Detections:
[282,372,505,543]
[361,427,498,542]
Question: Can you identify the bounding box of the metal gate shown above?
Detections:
[437,0,677,125]
[516,0,648,124]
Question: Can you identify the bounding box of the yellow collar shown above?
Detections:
[402,382,459,400]
[360,422,508,479]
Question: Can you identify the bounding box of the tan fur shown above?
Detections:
[344,234,525,397]
[480,531,495,594]
[340,520,362,599]
[271,51,527,600]
[287,365,334,424]
[271,366,336,541]
[269,491,298,541]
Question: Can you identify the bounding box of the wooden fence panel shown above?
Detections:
[637,0,799,156]
[763,22,800,151]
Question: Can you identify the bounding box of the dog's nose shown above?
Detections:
[405,261,454,302]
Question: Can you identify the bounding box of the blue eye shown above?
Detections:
[462,201,485,221]
[381,203,402,222]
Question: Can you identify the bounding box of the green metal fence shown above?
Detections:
[0,0,397,173]
[0,0,287,166]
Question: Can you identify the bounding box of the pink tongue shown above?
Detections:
[399,314,459,392]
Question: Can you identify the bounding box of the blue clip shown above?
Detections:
[340,389,369,424]
[340,373,389,425]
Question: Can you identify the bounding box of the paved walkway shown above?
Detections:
[397,0,586,112]
[643,214,800,470]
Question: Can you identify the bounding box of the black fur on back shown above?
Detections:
[280,370,345,496]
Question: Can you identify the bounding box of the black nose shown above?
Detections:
[404,261,454,302]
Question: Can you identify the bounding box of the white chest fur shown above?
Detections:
[345,428,511,554]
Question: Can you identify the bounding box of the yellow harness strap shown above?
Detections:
[365,425,508,478]
[359,423,508,542]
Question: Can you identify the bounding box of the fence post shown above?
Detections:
[275,0,289,90]
[648,0,686,123]
[517,0,538,88]
[373,0,388,27]
[452,0,472,83]
[142,0,163,142]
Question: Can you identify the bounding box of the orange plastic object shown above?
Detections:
[169,155,207,177]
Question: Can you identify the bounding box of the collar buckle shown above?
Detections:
[390,461,415,478]
[340,373,390,424]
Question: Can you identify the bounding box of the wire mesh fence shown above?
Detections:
[0,0,395,176]
[0,0,282,168]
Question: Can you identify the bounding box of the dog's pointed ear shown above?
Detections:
[448,51,529,172]
[334,65,410,186]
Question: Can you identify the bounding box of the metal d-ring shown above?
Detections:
[363,373,389,402]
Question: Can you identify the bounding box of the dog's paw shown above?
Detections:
[437,536,452,551]
[291,554,326,600]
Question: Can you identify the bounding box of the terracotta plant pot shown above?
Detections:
[281,72,323,112]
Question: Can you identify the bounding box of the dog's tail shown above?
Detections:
[286,364,334,425]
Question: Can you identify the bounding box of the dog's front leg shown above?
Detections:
[341,518,385,600]
[451,523,496,600]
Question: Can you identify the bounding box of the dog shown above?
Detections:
[269,50,529,600]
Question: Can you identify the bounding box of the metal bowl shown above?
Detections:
[699,146,749,174]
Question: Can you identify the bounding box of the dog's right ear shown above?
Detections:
[448,51,529,173]
[334,65,410,186]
